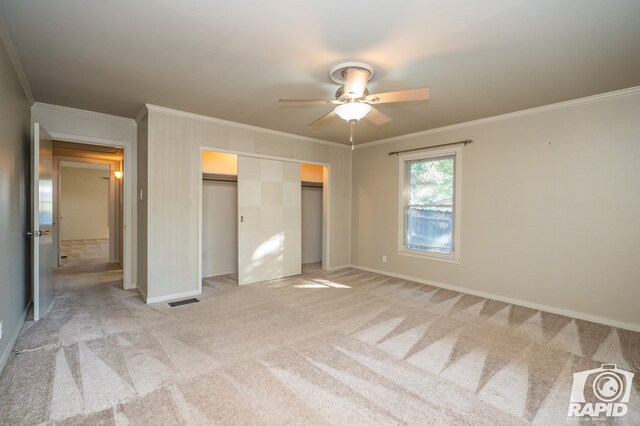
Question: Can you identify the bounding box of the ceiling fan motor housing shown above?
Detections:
[335,86,369,102]
[330,62,374,100]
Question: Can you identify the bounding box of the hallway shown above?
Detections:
[57,239,121,286]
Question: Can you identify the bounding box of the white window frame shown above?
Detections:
[397,146,462,264]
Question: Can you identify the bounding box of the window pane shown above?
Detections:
[408,157,454,206]
[406,206,453,253]
[405,155,454,254]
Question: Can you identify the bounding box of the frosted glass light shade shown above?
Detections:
[335,102,371,121]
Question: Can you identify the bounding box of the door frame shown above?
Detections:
[53,156,121,266]
[45,132,135,290]
[197,146,331,288]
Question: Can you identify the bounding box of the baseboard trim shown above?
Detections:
[326,264,352,272]
[0,300,32,377]
[350,264,640,333]
[146,289,201,304]
[136,286,147,302]
[203,270,237,278]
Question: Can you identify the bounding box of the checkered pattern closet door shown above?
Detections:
[237,156,301,285]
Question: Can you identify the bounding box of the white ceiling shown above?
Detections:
[2,0,639,144]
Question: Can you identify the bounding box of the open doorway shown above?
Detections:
[199,149,328,287]
[52,141,125,289]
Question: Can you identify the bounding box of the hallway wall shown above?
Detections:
[60,166,110,240]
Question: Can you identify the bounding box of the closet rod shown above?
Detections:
[388,139,473,156]
[202,173,322,188]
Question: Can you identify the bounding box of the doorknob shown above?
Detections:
[27,230,48,237]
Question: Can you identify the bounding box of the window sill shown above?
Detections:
[398,249,460,264]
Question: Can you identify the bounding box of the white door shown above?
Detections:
[237,156,301,285]
[31,123,54,321]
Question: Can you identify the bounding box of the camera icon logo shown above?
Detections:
[568,364,634,417]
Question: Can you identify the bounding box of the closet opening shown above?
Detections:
[200,149,327,287]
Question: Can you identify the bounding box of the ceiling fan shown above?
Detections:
[279,62,430,149]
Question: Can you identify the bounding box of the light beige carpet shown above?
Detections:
[0,243,638,425]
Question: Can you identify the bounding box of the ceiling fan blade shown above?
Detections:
[279,98,336,104]
[309,110,337,127]
[366,87,430,104]
[365,107,391,126]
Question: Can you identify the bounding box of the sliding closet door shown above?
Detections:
[237,156,301,285]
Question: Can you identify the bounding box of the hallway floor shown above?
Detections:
[0,250,639,424]
[57,239,122,291]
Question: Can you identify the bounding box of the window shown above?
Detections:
[398,147,461,262]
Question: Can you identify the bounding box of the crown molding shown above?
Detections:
[135,104,148,124]
[0,13,34,104]
[32,102,136,126]
[145,104,351,150]
[355,86,640,150]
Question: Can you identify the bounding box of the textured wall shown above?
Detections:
[140,107,351,300]
[351,90,640,328]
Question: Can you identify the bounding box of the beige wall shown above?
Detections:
[351,89,640,329]
[138,106,351,301]
[60,166,109,241]
[0,31,31,372]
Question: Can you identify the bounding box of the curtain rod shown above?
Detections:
[388,139,473,156]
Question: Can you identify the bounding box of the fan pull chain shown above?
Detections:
[350,120,355,150]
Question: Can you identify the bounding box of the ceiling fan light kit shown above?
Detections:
[335,102,371,121]
[279,61,430,149]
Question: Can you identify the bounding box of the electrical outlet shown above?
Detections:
[382,255,387,263]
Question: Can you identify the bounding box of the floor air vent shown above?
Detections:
[168,298,199,307]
